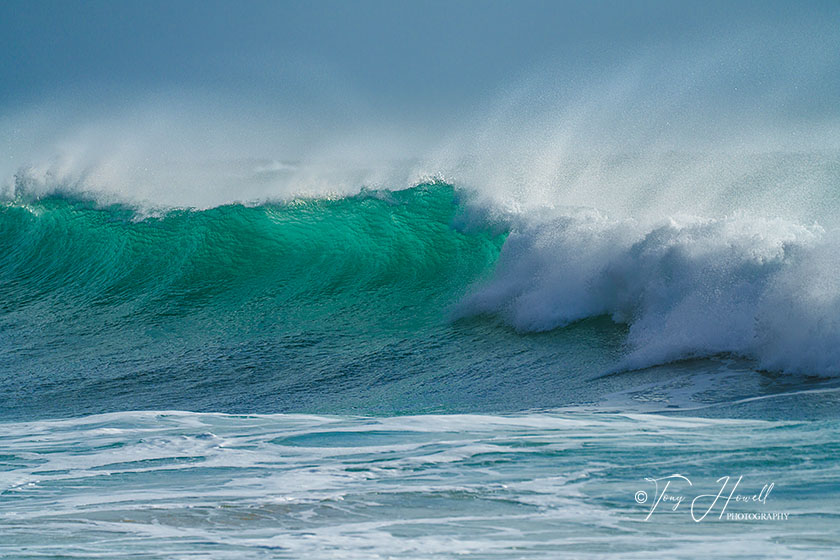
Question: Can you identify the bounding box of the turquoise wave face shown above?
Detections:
[1,184,546,418]
[0,184,501,320]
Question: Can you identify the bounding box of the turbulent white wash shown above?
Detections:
[0,411,837,559]
[458,211,840,375]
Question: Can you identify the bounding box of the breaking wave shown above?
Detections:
[458,208,840,376]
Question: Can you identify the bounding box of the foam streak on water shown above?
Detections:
[1,411,838,559]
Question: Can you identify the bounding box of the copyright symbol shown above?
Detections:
[634,491,648,504]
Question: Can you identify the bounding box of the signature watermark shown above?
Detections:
[635,474,789,522]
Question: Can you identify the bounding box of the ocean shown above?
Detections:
[1,175,839,558]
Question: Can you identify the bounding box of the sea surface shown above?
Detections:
[1,181,839,558]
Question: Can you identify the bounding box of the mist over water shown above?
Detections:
[2,9,838,219]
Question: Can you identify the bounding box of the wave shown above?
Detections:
[0,183,502,313]
[457,209,840,376]
[2,180,839,390]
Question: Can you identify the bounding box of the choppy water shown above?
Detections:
[2,411,838,559]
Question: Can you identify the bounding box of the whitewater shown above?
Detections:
[2,411,839,559]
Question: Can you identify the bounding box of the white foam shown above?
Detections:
[1,410,836,559]
[457,211,840,376]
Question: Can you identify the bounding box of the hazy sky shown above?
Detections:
[2,0,838,120]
